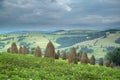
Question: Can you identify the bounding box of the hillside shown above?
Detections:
[0,30,120,58]
[0,53,120,80]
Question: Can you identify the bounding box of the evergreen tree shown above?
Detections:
[89,55,95,65]
[105,47,120,65]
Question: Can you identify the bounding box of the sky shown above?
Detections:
[0,0,120,33]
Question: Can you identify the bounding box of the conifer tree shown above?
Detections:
[89,55,95,65]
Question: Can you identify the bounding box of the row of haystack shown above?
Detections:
[67,47,113,67]
[7,42,29,54]
[68,47,95,65]
[7,42,113,67]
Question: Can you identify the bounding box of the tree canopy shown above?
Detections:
[105,47,120,66]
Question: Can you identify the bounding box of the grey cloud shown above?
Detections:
[0,0,120,31]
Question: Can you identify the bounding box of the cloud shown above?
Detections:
[0,0,120,31]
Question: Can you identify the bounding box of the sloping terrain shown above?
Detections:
[0,30,120,58]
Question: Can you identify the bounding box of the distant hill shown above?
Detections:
[0,29,120,58]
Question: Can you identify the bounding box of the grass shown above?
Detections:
[0,52,120,80]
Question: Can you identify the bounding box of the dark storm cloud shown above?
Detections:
[0,0,4,9]
[0,0,120,31]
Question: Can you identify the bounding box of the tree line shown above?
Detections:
[7,42,116,68]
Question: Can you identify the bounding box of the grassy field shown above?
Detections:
[0,52,120,80]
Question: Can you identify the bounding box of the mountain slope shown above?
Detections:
[0,30,120,59]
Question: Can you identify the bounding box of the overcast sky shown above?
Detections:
[0,0,120,33]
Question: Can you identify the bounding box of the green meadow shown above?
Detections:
[0,53,120,80]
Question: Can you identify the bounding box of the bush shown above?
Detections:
[7,47,11,53]
[57,50,60,57]
[62,51,67,60]
[99,58,103,66]
[77,51,83,61]
[18,46,23,54]
[55,50,60,59]
[89,55,95,65]
[105,47,120,66]
[105,60,111,67]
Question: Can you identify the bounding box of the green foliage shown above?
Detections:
[0,53,120,80]
[105,47,120,65]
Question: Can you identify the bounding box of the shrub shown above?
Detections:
[11,42,18,53]
[34,46,42,57]
[18,46,23,54]
[55,53,59,59]
[110,62,114,68]
[105,60,111,67]
[99,58,103,66]
[57,50,60,57]
[80,52,89,64]
[89,55,95,65]
[55,50,60,59]
[68,47,78,64]
[7,47,11,53]
[62,51,67,60]
[105,47,120,66]
[77,51,83,61]
[44,41,55,58]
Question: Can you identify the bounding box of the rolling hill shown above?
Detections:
[0,29,120,58]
